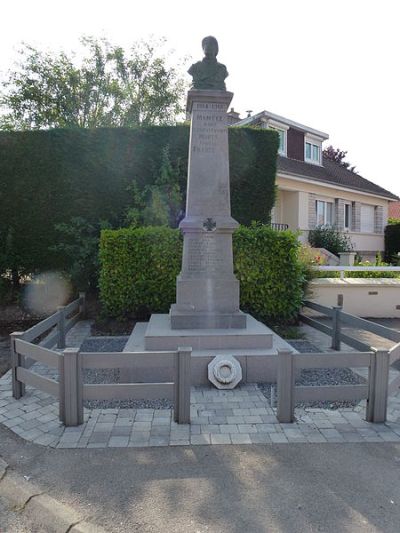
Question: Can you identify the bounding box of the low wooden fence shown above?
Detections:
[277,348,388,423]
[299,299,400,375]
[10,294,191,426]
[11,293,86,399]
[61,347,191,426]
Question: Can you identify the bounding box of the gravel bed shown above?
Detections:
[258,339,367,410]
[80,336,173,410]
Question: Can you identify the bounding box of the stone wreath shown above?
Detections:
[208,355,242,389]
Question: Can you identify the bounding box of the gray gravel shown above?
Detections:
[80,336,173,410]
[258,339,366,410]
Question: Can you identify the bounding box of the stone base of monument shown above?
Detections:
[121,314,297,386]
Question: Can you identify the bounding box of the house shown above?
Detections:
[229,109,399,260]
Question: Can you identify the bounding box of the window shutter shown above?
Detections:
[308,193,316,229]
[374,206,384,233]
[352,202,361,232]
[335,199,345,230]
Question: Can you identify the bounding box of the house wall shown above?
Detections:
[286,128,304,161]
[276,174,390,255]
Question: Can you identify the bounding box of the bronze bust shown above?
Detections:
[188,36,228,90]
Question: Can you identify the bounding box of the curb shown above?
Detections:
[0,457,106,533]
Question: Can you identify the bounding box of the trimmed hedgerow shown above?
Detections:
[233,225,304,323]
[99,225,304,323]
[0,126,278,281]
[385,223,400,263]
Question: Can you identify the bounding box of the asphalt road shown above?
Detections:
[1,425,400,533]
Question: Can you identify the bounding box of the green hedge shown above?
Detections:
[385,223,400,263]
[0,126,278,279]
[99,225,304,324]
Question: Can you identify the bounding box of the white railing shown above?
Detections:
[314,266,400,279]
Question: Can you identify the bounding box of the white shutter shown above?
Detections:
[360,204,375,233]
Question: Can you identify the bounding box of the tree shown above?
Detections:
[126,145,184,228]
[322,145,356,172]
[0,37,186,130]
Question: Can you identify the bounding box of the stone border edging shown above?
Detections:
[0,457,106,533]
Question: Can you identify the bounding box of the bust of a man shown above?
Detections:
[188,36,228,90]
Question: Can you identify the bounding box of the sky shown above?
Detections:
[1,0,399,196]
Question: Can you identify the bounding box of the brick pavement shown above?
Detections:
[1,320,400,448]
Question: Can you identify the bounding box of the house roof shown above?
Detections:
[236,110,329,140]
[277,156,399,200]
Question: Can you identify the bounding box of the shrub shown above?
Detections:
[99,227,182,319]
[385,223,400,263]
[308,225,353,256]
[99,225,305,324]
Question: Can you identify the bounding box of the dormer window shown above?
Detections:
[305,134,322,165]
[261,119,288,156]
[271,127,286,156]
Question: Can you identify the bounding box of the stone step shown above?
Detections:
[143,314,273,351]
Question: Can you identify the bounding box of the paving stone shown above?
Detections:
[191,434,211,445]
[210,434,231,444]
[201,424,220,434]
[270,433,289,443]
[238,424,258,434]
[108,437,129,447]
[230,434,252,444]
[149,437,170,447]
[250,433,272,444]
[111,427,131,437]
[220,424,239,434]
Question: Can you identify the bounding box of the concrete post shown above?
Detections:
[61,347,84,426]
[277,349,295,423]
[366,348,389,423]
[57,306,66,349]
[331,306,342,351]
[10,332,25,399]
[174,347,191,424]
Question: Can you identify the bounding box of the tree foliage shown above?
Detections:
[126,145,184,228]
[323,145,356,172]
[0,37,186,130]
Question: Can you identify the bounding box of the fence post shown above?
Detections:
[79,292,86,319]
[366,348,389,423]
[10,332,25,399]
[61,347,84,426]
[174,346,191,424]
[57,306,66,349]
[277,349,295,423]
[331,305,342,351]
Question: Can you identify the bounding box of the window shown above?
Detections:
[270,127,286,155]
[344,203,352,230]
[305,142,320,164]
[316,200,334,226]
[360,204,375,233]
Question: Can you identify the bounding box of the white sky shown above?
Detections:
[1,0,399,196]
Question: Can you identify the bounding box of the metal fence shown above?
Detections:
[314,265,400,279]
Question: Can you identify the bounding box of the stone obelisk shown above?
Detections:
[170,36,246,330]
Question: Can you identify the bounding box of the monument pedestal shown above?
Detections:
[122,314,296,386]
